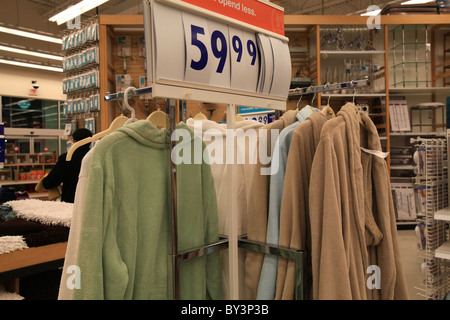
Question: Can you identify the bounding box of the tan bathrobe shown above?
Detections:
[244,110,298,300]
[307,103,409,300]
[360,111,409,300]
[275,111,328,300]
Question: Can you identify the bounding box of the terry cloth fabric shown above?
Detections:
[59,147,94,300]
[244,110,298,300]
[257,106,318,300]
[0,285,24,300]
[23,226,69,248]
[186,118,263,299]
[359,111,408,300]
[4,199,73,227]
[0,205,16,222]
[275,111,328,300]
[73,120,222,300]
[0,235,28,254]
[307,103,408,300]
[0,218,46,236]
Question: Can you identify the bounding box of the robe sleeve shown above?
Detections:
[73,162,128,300]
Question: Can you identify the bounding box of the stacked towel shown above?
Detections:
[0,199,74,254]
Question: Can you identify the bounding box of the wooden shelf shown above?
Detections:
[390,165,415,170]
[3,163,56,167]
[0,180,41,186]
[390,132,446,137]
[0,242,67,274]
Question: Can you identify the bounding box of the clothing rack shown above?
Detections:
[101,0,306,301]
[103,90,307,300]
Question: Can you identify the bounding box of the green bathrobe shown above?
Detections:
[72,120,222,300]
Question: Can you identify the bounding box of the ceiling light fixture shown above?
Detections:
[360,9,382,16]
[401,0,435,5]
[49,0,110,25]
[0,45,63,61]
[0,59,63,72]
[0,26,62,44]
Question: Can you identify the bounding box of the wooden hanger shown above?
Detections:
[322,94,336,120]
[194,112,207,120]
[235,115,245,122]
[147,99,169,129]
[66,115,128,161]
[321,106,335,120]
[193,102,208,120]
[147,110,168,129]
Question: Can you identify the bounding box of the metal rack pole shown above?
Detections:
[168,98,180,300]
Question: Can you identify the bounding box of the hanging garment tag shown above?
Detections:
[360,147,389,159]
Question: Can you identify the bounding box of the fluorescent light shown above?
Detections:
[0,26,62,44]
[49,0,110,25]
[361,9,382,16]
[0,45,63,61]
[401,0,435,5]
[0,59,63,72]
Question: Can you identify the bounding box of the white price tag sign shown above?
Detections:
[149,0,291,106]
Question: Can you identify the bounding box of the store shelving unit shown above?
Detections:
[391,25,431,89]
[412,137,449,300]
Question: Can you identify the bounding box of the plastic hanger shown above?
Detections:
[235,115,245,122]
[66,115,128,161]
[123,86,138,125]
[193,102,208,120]
[147,99,168,129]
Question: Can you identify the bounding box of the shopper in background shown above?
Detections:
[40,128,93,203]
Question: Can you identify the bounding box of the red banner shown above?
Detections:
[180,0,285,36]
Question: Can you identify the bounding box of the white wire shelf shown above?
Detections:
[434,207,450,222]
[435,241,450,260]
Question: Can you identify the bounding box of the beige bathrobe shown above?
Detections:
[244,110,298,300]
[276,103,408,300]
[275,111,328,300]
[307,103,408,300]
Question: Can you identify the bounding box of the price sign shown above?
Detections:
[148,0,291,107]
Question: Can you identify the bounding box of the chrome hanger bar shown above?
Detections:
[104,86,153,101]
[289,77,370,96]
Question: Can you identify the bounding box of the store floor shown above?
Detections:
[397,229,424,300]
